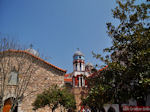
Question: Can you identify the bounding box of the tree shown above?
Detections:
[33,85,76,112]
[82,82,112,111]
[0,37,22,51]
[0,37,38,112]
[82,68,114,111]
[83,0,150,110]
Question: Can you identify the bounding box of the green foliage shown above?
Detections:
[82,84,113,111]
[32,85,76,111]
[84,0,150,109]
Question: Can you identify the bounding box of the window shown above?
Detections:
[76,64,77,71]
[80,63,82,71]
[80,77,82,87]
[8,71,18,85]
[78,77,79,86]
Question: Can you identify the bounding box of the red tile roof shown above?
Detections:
[64,74,70,77]
[98,65,108,72]
[64,74,72,82]
[2,49,67,73]
[89,65,108,77]
[64,78,72,82]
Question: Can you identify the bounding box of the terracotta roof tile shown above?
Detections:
[2,49,67,73]
[89,65,108,77]
[64,74,69,77]
[64,78,72,82]
[98,65,108,72]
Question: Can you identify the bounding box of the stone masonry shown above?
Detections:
[0,50,66,112]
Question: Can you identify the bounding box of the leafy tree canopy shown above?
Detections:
[83,0,150,110]
[32,85,76,112]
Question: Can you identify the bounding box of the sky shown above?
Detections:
[0,0,117,73]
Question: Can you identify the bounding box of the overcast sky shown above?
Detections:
[0,0,118,73]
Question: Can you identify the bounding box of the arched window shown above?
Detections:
[80,76,82,87]
[108,107,115,112]
[8,71,18,85]
[80,63,82,71]
[76,64,78,71]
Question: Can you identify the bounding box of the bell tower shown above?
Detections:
[73,49,85,72]
[72,49,88,87]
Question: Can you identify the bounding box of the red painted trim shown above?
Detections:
[85,80,87,86]
[75,77,78,86]
[73,60,85,64]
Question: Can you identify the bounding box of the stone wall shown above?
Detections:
[21,65,64,112]
[0,51,65,112]
[72,87,88,111]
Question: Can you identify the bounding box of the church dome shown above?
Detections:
[73,50,84,57]
[86,62,93,67]
[26,48,39,57]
